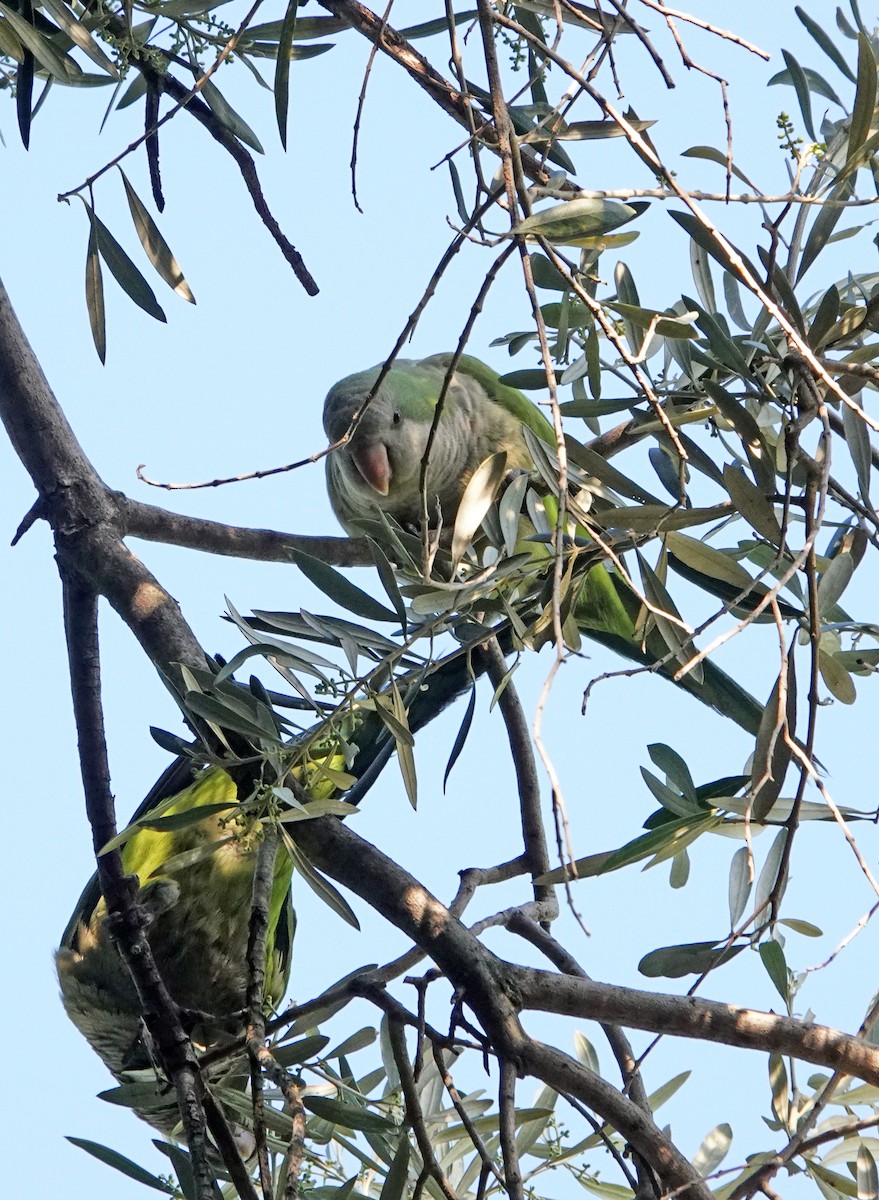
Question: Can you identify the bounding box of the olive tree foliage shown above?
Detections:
[5,1,879,1198]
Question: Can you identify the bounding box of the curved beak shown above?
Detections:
[351,441,391,496]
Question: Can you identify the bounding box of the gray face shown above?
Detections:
[323,361,491,532]
[326,387,423,502]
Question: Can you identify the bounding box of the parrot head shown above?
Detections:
[322,365,430,509]
[322,356,543,536]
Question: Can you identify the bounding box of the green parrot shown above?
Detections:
[57,643,484,1145]
[56,760,296,1141]
[323,352,771,735]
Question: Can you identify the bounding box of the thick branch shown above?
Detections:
[0,280,208,686]
[121,495,373,565]
[292,816,710,1199]
[516,971,879,1084]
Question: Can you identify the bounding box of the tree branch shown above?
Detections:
[292,816,711,1199]
[60,570,216,1200]
[516,971,879,1084]
[121,495,373,565]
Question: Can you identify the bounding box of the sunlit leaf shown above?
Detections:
[84,217,106,362]
[511,198,640,245]
[728,845,752,928]
[119,170,195,302]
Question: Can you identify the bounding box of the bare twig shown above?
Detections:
[387,1019,458,1200]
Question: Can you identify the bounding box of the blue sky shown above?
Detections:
[2,4,878,1197]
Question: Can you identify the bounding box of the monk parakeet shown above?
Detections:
[323,353,554,534]
[323,353,771,735]
[57,644,483,1143]
[57,759,295,1140]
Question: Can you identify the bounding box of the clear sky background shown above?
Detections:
[2,4,878,1197]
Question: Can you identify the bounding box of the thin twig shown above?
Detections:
[387,1019,458,1200]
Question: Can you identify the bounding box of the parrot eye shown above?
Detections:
[392,410,401,425]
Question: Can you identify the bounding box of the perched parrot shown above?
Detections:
[323,352,773,735]
[57,645,483,1144]
[57,759,295,1141]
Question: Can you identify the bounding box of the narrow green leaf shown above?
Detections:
[272,1035,330,1066]
[640,767,700,818]
[808,284,841,349]
[560,117,656,140]
[689,299,754,377]
[184,690,279,743]
[604,299,699,340]
[721,464,783,545]
[723,271,750,331]
[759,939,789,1002]
[292,550,398,621]
[327,1026,376,1059]
[841,399,873,503]
[152,1143,196,1200]
[664,531,755,593]
[669,849,690,889]
[769,1053,789,1125]
[601,813,719,875]
[40,0,118,76]
[390,683,417,808]
[797,180,852,282]
[638,550,698,674]
[648,743,697,801]
[566,438,661,503]
[136,802,238,833]
[819,650,857,703]
[65,1138,172,1193]
[779,917,822,937]
[689,235,716,313]
[91,210,166,322]
[704,382,776,492]
[443,684,476,791]
[281,828,360,928]
[782,50,817,139]
[751,666,795,822]
[84,217,106,363]
[149,726,195,758]
[669,210,746,280]
[640,940,744,978]
[511,198,639,244]
[303,1094,397,1133]
[0,0,74,79]
[728,845,752,928]
[379,1137,410,1200]
[119,170,195,302]
[848,32,878,166]
[202,79,264,153]
[16,48,33,149]
[857,1144,878,1200]
[573,1032,600,1073]
[369,539,407,632]
[692,1122,733,1178]
[796,6,856,81]
[754,829,789,919]
[818,551,856,614]
[274,0,298,149]
[647,1071,691,1112]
